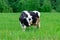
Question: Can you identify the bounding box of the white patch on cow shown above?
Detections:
[33,11,40,17]
[38,12,40,17]
[33,11,38,13]
[23,11,32,18]
[24,25,26,29]
[26,18,30,26]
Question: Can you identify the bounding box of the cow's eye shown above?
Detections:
[29,18,31,21]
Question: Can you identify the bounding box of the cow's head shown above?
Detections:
[23,16,32,26]
[22,11,33,26]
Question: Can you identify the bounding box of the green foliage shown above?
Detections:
[0,0,3,12]
[56,0,60,12]
[7,0,19,12]
[40,0,52,12]
[15,0,40,12]
[0,0,13,13]
[0,0,60,12]
[0,3,3,12]
[51,0,56,10]
[23,0,40,11]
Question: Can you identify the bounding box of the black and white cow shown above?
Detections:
[19,11,40,31]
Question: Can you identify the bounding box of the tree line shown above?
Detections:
[0,0,60,13]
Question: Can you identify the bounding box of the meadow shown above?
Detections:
[0,12,60,40]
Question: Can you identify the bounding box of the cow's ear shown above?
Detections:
[36,12,40,17]
[36,12,39,18]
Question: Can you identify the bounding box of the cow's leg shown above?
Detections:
[35,18,40,28]
[37,21,40,28]
[23,25,26,31]
[21,24,26,31]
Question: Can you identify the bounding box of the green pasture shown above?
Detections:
[0,12,60,40]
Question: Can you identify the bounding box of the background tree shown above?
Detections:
[0,0,60,12]
[56,0,60,12]
[0,0,13,13]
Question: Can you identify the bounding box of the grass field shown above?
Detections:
[0,12,60,40]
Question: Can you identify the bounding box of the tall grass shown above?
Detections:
[0,12,60,40]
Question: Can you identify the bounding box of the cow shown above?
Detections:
[19,11,40,31]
